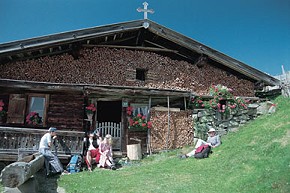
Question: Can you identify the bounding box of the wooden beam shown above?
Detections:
[85,86,191,97]
[152,106,180,112]
[144,40,167,49]
[82,44,178,53]
[0,153,44,188]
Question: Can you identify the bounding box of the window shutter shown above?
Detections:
[7,94,26,124]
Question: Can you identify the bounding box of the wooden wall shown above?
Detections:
[47,93,84,131]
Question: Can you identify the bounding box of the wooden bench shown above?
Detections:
[0,126,85,164]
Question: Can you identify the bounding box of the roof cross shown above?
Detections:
[137,2,154,20]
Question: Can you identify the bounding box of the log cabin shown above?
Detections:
[0,19,279,168]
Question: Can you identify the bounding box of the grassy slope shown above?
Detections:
[59,96,289,193]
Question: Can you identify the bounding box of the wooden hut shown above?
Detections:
[0,19,279,166]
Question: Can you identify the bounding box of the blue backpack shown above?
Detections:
[67,154,82,173]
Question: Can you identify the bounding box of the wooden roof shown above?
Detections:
[0,19,279,86]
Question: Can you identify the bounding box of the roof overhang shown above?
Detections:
[0,79,192,98]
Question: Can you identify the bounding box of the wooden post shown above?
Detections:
[147,96,152,155]
[166,96,170,151]
[0,153,44,188]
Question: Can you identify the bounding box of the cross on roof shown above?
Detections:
[137,2,154,20]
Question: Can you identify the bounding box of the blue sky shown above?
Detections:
[0,0,289,76]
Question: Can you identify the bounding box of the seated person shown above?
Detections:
[85,140,101,172]
[98,134,116,170]
[185,127,221,157]
[87,132,102,151]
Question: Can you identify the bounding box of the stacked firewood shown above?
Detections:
[149,109,194,151]
[0,47,254,96]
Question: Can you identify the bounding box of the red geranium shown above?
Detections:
[127,106,152,130]
[86,104,96,114]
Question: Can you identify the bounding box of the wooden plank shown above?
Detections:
[152,106,180,112]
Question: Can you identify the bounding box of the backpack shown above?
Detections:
[67,154,82,173]
[194,144,212,159]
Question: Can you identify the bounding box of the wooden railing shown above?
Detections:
[0,126,85,162]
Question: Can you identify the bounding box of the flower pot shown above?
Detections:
[87,114,93,121]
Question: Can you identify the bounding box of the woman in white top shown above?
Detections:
[98,134,116,170]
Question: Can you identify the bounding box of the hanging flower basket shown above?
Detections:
[87,114,93,121]
[85,104,96,121]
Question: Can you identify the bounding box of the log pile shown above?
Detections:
[149,109,194,151]
[0,47,255,96]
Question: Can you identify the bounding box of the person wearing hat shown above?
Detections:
[39,127,64,175]
[185,127,221,157]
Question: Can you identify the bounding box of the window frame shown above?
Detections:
[130,103,149,118]
[27,94,49,126]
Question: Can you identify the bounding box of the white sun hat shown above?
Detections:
[208,128,216,133]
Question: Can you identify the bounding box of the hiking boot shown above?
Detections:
[179,154,188,159]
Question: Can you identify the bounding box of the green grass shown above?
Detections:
[58,96,290,193]
[1,97,289,193]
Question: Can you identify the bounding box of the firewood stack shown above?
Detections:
[150,109,194,151]
[0,47,254,96]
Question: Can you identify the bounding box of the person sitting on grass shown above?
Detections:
[183,127,221,158]
[85,140,101,172]
[98,134,116,170]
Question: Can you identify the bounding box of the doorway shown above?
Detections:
[97,101,122,123]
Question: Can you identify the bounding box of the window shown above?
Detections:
[27,94,49,125]
[136,68,147,81]
[130,103,148,117]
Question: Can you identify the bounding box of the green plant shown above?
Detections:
[190,96,204,108]
[191,84,249,115]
